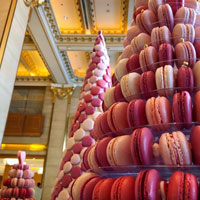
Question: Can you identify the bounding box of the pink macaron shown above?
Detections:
[175,7,196,25]
[159,131,192,165]
[106,135,133,166]
[133,6,148,22]
[173,24,195,46]
[151,26,172,49]
[71,173,98,200]
[135,0,148,8]
[131,33,151,54]
[146,96,172,131]
[139,45,158,72]
[115,58,129,81]
[148,0,165,14]
[120,72,141,102]
[155,65,175,97]
[126,25,141,43]
[158,4,174,32]
[136,9,158,34]
[175,40,196,68]
[193,61,200,87]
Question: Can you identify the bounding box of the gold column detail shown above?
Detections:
[23,0,44,7]
[50,86,75,103]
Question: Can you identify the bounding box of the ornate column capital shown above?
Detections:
[23,0,44,7]
[50,86,75,103]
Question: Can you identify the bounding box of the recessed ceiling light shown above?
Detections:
[64,16,68,20]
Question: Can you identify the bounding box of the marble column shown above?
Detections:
[0,0,31,144]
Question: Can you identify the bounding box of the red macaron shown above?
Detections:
[81,176,102,200]
[166,0,184,15]
[126,54,141,74]
[172,91,192,129]
[135,169,161,200]
[140,71,157,99]
[94,137,113,168]
[158,43,174,67]
[190,126,200,164]
[114,83,126,102]
[111,176,136,200]
[107,102,129,135]
[93,178,115,200]
[127,99,147,129]
[167,171,198,200]
[131,128,154,165]
[93,114,105,139]
[100,111,113,137]
[177,63,194,93]
[194,91,200,122]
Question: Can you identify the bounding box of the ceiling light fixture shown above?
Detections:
[64,16,68,20]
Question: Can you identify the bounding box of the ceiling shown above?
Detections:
[19,0,131,82]
[17,50,50,77]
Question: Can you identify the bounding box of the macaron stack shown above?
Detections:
[71,170,199,200]
[53,0,200,199]
[106,0,200,109]
[51,31,111,200]
[0,151,35,200]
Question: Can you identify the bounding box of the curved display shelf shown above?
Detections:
[90,165,200,181]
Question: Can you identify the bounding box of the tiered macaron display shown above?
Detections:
[70,0,200,199]
[51,31,111,200]
[0,151,35,200]
[71,170,199,200]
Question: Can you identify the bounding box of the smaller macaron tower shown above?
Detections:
[0,151,35,200]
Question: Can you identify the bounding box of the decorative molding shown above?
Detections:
[15,76,52,87]
[23,0,44,7]
[59,51,84,82]
[27,0,127,83]
[57,34,125,51]
[50,86,75,103]
[39,0,61,40]
[88,0,129,34]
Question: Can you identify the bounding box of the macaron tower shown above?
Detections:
[0,151,35,200]
[51,31,111,200]
[53,0,200,199]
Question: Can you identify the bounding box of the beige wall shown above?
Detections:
[2,87,53,145]
[42,94,70,199]
[0,0,30,144]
